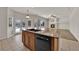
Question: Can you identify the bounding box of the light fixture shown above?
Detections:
[26,14,30,19]
[26,9,30,19]
[50,14,57,18]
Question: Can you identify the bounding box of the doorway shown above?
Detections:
[14,19,26,34]
[15,19,22,33]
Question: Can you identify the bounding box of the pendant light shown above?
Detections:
[26,9,30,19]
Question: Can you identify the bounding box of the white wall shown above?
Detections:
[58,17,70,29]
[69,8,79,41]
[0,7,7,40]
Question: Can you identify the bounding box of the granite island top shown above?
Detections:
[22,29,59,38]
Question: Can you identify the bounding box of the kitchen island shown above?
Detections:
[22,29,59,51]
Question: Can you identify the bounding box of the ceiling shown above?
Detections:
[9,7,74,18]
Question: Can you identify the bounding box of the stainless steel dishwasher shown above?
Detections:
[36,34,51,51]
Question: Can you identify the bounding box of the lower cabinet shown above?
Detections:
[51,37,59,51]
[28,33,35,50]
[24,32,29,48]
[22,31,35,51]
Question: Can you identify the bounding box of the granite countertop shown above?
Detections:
[22,29,59,38]
[35,30,58,38]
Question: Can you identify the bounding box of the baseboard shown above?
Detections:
[7,34,14,38]
[0,36,7,40]
[0,32,21,40]
[0,34,15,40]
[7,33,16,38]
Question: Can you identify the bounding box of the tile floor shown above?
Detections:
[59,29,79,51]
[0,34,30,51]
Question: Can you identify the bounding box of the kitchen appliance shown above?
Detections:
[36,34,51,51]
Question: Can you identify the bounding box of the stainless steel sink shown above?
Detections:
[27,29,41,32]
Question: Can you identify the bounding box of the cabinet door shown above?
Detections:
[29,32,35,50]
[51,37,59,51]
[24,32,29,47]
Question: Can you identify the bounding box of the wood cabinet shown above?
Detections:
[51,37,59,51]
[28,32,35,50]
[22,31,35,50]
[24,32,29,47]
[22,31,59,51]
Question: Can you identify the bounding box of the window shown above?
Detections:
[40,21,44,26]
[28,20,31,27]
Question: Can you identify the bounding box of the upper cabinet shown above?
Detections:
[27,18,34,29]
[38,17,48,30]
[40,20,45,26]
[28,20,31,27]
[48,15,59,29]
